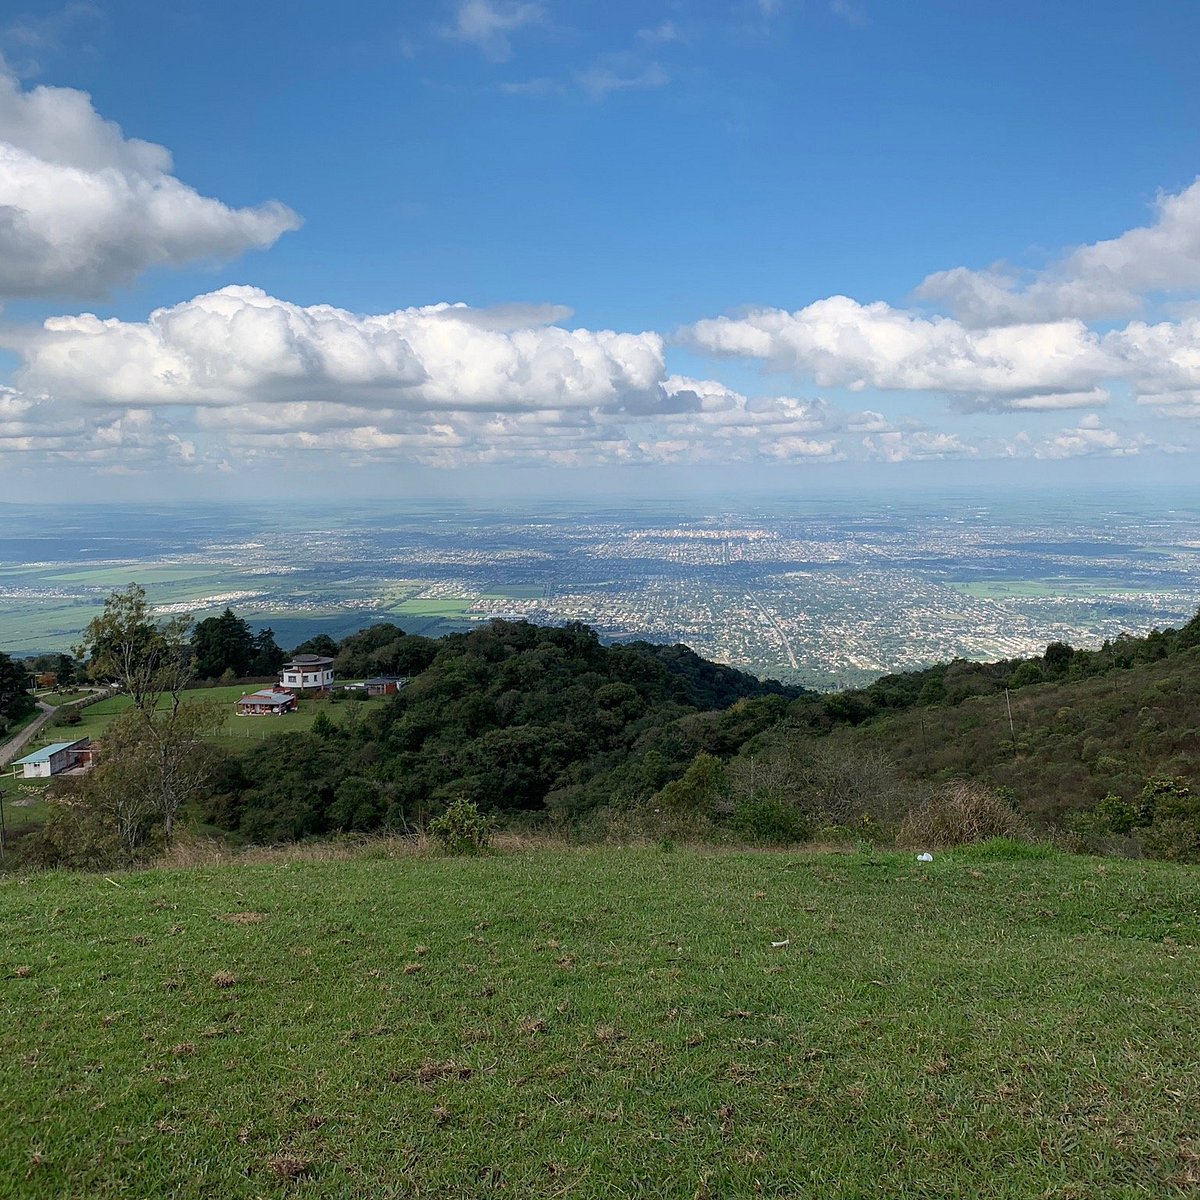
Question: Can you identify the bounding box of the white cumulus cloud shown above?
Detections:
[685,295,1112,404]
[1029,413,1151,460]
[0,383,197,467]
[1104,313,1200,402]
[14,285,669,414]
[917,179,1200,325]
[0,61,300,298]
[443,0,543,61]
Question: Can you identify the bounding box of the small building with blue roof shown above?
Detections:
[12,738,92,779]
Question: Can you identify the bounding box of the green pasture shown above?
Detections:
[0,598,100,653]
[388,598,480,617]
[1,844,1198,1197]
[0,775,50,837]
[949,579,1131,601]
[39,565,236,588]
[19,686,390,758]
[1,568,533,657]
[384,597,485,637]
[33,689,94,706]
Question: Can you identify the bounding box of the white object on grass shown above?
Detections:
[771,938,790,948]
[916,852,933,862]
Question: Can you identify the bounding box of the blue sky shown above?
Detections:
[2,0,1200,499]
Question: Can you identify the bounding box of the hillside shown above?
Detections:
[835,647,1200,823]
[2,844,1198,1198]
[201,621,798,844]
[13,602,1200,866]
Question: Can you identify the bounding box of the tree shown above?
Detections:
[1043,641,1075,673]
[192,608,254,679]
[1178,607,1200,651]
[55,654,78,689]
[135,700,226,846]
[50,701,225,855]
[0,650,35,731]
[73,584,221,848]
[75,583,192,712]
[291,634,339,658]
[250,627,286,676]
[1008,661,1044,688]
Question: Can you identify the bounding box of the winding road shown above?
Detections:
[0,701,57,769]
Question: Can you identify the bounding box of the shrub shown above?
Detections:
[1138,776,1193,825]
[1061,809,1143,858]
[654,752,729,815]
[731,795,811,845]
[429,799,491,854]
[1140,816,1200,863]
[1095,793,1140,835]
[898,781,1030,848]
[1136,777,1200,862]
[18,796,129,870]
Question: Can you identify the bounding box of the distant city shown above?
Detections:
[2,489,1198,690]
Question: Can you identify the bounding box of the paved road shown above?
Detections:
[0,701,57,768]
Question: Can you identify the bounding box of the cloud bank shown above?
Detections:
[15,286,667,413]
[4,136,1200,477]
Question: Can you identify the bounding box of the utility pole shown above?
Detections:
[1004,687,1017,755]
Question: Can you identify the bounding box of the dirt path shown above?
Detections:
[0,701,57,768]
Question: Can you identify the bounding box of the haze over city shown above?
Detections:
[2,1,1200,501]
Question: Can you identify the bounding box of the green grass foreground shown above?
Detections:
[2,845,1198,1198]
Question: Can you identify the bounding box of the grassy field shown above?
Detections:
[948,579,1131,601]
[17,687,390,759]
[1,843,1198,1198]
[33,689,95,706]
[0,774,50,836]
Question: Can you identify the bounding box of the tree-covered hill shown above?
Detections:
[205,620,801,843]
[23,595,1200,867]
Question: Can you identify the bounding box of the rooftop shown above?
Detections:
[239,690,296,704]
[284,655,334,667]
[13,739,88,766]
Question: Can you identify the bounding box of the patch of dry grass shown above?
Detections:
[898,780,1032,848]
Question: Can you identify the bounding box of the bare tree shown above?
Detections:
[727,727,911,826]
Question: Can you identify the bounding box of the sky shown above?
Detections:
[2,0,1200,501]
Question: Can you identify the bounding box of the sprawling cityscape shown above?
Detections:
[3,490,1197,689]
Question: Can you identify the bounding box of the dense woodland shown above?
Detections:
[8,590,1200,866]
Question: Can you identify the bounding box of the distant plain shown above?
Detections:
[3,490,1198,689]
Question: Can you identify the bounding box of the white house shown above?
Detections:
[12,738,92,779]
[280,654,335,692]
